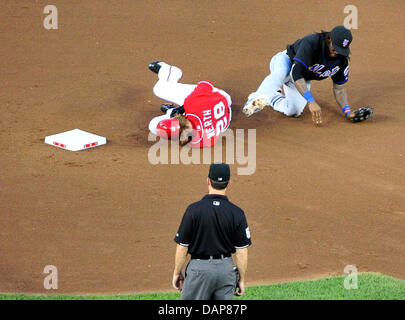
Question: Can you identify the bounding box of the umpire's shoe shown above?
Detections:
[149,61,162,74]
[160,103,175,114]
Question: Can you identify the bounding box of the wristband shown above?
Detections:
[342,105,351,117]
[303,90,315,103]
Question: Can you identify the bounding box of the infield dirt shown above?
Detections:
[1,0,404,294]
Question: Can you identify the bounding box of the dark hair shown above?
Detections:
[209,179,229,190]
[316,30,331,58]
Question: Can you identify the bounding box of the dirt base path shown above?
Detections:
[1,1,404,294]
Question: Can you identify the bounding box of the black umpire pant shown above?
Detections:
[181,256,238,300]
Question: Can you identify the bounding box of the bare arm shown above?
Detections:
[333,82,349,108]
[294,78,309,95]
[333,83,355,120]
[172,244,188,291]
[233,247,248,296]
[295,78,322,124]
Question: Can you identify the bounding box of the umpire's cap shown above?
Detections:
[208,163,230,182]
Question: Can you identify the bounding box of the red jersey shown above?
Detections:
[183,81,232,148]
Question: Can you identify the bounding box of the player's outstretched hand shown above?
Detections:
[308,101,322,125]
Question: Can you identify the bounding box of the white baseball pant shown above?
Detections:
[250,50,311,117]
[149,63,232,134]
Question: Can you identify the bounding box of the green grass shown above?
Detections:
[1,273,404,300]
[234,273,405,300]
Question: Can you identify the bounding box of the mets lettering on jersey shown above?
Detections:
[183,81,231,148]
[308,64,340,78]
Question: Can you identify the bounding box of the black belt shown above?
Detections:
[191,253,231,260]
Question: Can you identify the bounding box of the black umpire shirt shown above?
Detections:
[174,194,251,258]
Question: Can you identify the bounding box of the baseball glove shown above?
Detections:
[350,106,373,123]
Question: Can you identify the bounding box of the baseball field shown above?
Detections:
[1,0,404,300]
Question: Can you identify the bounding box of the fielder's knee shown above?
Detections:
[153,81,164,98]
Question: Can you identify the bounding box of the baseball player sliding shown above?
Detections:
[242,25,373,124]
[148,61,232,148]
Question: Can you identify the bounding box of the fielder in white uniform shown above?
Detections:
[148,62,232,136]
[148,62,189,135]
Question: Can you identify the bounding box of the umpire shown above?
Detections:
[172,163,251,300]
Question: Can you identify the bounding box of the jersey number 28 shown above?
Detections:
[213,101,228,135]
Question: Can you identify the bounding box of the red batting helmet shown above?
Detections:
[156,118,180,139]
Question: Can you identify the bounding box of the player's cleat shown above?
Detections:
[242,94,270,117]
[149,61,183,82]
[148,61,162,74]
[160,103,175,114]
